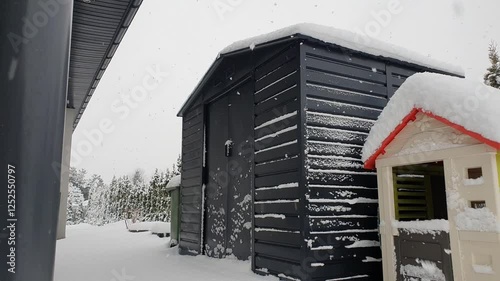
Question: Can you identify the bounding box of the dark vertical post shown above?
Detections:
[297,40,312,281]
[0,1,73,280]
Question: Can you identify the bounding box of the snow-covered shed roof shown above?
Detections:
[178,23,463,117]
[362,72,500,169]
[221,23,463,75]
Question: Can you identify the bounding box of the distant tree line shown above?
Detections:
[484,41,500,89]
[67,155,181,225]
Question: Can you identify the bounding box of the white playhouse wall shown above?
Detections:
[374,112,500,281]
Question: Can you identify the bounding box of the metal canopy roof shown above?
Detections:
[69,0,142,129]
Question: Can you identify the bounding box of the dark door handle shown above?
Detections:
[225,140,233,157]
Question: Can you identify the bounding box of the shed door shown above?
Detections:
[204,81,254,260]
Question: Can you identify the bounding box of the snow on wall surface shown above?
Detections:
[220,23,463,76]
[302,43,386,280]
[393,219,450,235]
[400,259,446,281]
[251,43,305,278]
[362,72,500,163]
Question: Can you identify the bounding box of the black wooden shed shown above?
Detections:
[176,24,462,281]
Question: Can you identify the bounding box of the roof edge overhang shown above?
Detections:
[72,0,143,129]
[364,108,500,170]
[177,33,463,118]
[176,35,299,117]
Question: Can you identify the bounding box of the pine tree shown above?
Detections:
[484,42,500,89]
[143,169,172,222]
[174,154,182,176]
[86,174,108,225]
[69,167,90,200]
[67,182,86,224]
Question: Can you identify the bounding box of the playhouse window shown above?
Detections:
[467,167,483,180]
[470,200,486,209]
[392,162,447,221]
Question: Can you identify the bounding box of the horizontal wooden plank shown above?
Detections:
[306,247,380,262]
[182,203,200,213]
[254,256,301,279]
[180,213,200,224]
[307,156,365,171]
[255,157,299,176]
[255,115,298,139]
[387,64,417,78]
[309,185,378,200]
[181,168,200,180]
[255,99,299,128]
[306,111,375,133]
[306,259,382,280]
[307,171,377,188]
[256,57,299,91]
[255,201,300,215]
[254,242,301,263]
[181,194,201,205]
[181,222,200,233]
[182,140,202,154]
[254,230,301,247]
[255,86,298,115]
[181,185,201,196]
[182,148,202,162]
[305,83,387,110]
[303,44,386,72]
[307,126,367,145]
[255,72,299,104]
[309,217,378,232]
[255,129,298,152]
[184,106,203,122]
[255,142,299,164]
[255,217,300,231]
[183,130,203,146]
[305,69,387,97]
[181,177,201,188]
[182,157,203,170]
[306,98,381,120]
[183,122,202,138]
[179,239,200,253]
[304,55,387,84]
[307,232,380,249]
[398,199,427,204]
[255,171,299,188]
[255,186,300,201]
[398,206,427,212]
[180,231,200,242]
[183,113,202,129]
[307,202,378,216]
[307,141,362,158]
[255,45,298,80]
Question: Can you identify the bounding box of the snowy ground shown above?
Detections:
[54,222,275,281]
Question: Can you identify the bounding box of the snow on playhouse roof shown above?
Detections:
[362,72,500,169]
[220,23,463,76]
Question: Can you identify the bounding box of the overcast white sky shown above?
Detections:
[71,0,500,182]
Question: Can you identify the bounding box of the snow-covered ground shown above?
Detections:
[54,222,275,281]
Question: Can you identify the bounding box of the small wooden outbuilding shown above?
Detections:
[176,24,462,280]
[362,73,500,281]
